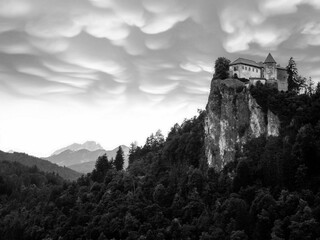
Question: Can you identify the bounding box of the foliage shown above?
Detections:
[114,146,125,171]
[91,154,113,182]
[0,150,81,181]
[213,57,231,80]
[286,57,306,93]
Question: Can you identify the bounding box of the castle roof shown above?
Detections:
[264,53,276,64]
[230,58,262,68]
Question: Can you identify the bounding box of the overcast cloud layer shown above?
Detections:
[0,0,320,156]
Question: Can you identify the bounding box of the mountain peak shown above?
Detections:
[51,141,104,156]
[47,144,130,173]
[82,141,103,151]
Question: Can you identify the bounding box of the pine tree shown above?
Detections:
[286,57,299,92]
[114,146,124,171]
[304,77,314,95]
[91,154,112,182]
[128,142,137,165]
[145,130,165,150]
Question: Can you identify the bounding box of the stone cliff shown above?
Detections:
[204,79,280,170]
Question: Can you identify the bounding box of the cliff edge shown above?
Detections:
[205,79,280,170]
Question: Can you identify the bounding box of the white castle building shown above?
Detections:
[229,53,288,91]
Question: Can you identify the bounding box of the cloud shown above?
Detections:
[140,0,191,34]
[141,14,189,34]
[17,66,50,78]
[145,35,172,50]
[219,0,320,61]
[74,11,130,41]
[0,31,36,55]
[91,0,146,27]
[1,0,320,156]
[29,38,70,53]
[180,62,203,73]
[26,15,81,38]
[114,27,148,55]
[0,0,32,18]
[219,2,266,52]
[47,75,94,89]
[259,0,320,16]
[302,22,320,35]
[259,0,302,15]
[0,21,17,33]
[139,82,179,95]
[0,72,82,98]
[42,59,96,74]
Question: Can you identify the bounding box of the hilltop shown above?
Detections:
[0,150,81,181]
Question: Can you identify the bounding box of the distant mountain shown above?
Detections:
[47,149,107,166]
[46,145,130,174]
[51,141,103,156]
[0,150,81,181]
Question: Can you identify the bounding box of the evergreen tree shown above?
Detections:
[114,146,125,171]
[145,130,165,150]
[91,154,112,182]
[213,57,231,80]
[316,82,320,95]
[286,57,305,93]
[128,142,137,165]
[304,77,315,95]
[95,154,111,173]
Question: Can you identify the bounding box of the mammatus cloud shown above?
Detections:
[0,0,319,156]
[219,0,320,80]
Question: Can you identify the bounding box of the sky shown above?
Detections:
[0,0,320,157]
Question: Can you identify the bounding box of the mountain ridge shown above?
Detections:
[46,144,130,173]
[51,141,104,156]
[0,150,81,181]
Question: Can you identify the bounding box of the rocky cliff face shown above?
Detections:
[205,79,280,170]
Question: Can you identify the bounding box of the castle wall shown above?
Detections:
[230,64,261,79]
[277,68,287,81]
[264,63,277,80]
[277,68,288,91]
[277,80,288,92]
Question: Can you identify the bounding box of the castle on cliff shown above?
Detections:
[229,53,288,91]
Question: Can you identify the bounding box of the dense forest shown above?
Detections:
[1,83,320,239]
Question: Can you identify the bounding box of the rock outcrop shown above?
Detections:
[204,79,280,170]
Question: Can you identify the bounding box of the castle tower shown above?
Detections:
[264,53,277,80]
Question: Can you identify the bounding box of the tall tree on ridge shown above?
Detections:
[286,57,305,93]
[91,154,112,182]
[115,146,125,171]
[213,57,231,80]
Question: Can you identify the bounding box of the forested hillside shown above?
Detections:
[0,151,81,181]
[1,85,320,239]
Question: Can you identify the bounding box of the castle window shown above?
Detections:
[245,67,247,70]
[242,66,244,69]
[256,69,258,72]
[249,67,251,71]
[234,66,238,71]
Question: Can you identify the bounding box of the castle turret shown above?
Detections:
[264,53,277,80]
